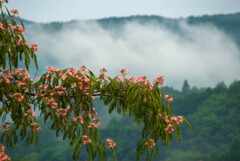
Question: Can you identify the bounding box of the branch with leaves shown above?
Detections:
[0,1,190,161]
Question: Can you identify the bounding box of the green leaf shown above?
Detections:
[73,142,82,161]
[35,131,38,146]
[184,118,191,129]
[70,135,81,147]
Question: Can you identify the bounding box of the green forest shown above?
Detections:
[5,80,240,161]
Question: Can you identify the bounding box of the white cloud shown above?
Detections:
[25,20,240,89]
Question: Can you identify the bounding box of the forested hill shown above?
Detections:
[21,12,240,48]
[8,80,240,161]
[96,13,240,47]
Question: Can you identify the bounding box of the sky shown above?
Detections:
[5,0,240,23]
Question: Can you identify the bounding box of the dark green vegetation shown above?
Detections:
[5,80,240,161]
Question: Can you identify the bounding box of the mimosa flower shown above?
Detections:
[106,138,116,149]
[153,76,164,86]
[31,43,39,52]
[164,95,173,103]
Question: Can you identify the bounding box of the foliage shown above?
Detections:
[0,1,189,161]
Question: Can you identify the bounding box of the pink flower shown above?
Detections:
[10,9,20,17]
[164,95,173,103]
[13,93,24,102]
[106,139,116,149]
[144,139,156,149]
[119,68,129,75]
[12,25,25,32]
[10,9,17,13]
[81,135,92,144]
[16,39,23,46]
[116,78,123,82]
[31,43,39,52]
[153,76,164,86]
[177,116,184,122]
[137,76,149,85]
[0,23,4,30]
[128,77,136,82]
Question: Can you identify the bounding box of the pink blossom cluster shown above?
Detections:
[10,9,20,17]
[106,139,116,149]
[35,84,48,98]
[153,76,164,86]
[0,9,39,54]
[158,110,184,134]
[128,77,136,82]
[1,69,33,91]
[136,76,149,85]
[11,25,25,32]
[56,106,70,118]
[171,116,184,125]
[30,122,41,131]
[24,107,35,118]
[164,124,175,134]
[164,95,173,103]
[46,98,58,109]
[30,43,39,52]
[72,107,101,130]
[44,67,94,96]
[164,115,184,133]
[54,85,66,95]
[115,77,123,82]
[13,68,33,91]
[46,66,62,75]
[144,139,156,149]
[82,135,92,144]
[0,23,4,30]
[73,116,84,124]
[119,69,128,76]
[0,70,13,85]
[12,93,24,102]
[0,145,11,161]
[99,68,108,75]
[16,39,23,46]
[82,107,98,118]
[98,68,108,80]
[87,118,101,128]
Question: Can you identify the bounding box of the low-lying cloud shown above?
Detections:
[25,20,240,89]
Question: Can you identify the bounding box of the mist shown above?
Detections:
[25,20,240,89]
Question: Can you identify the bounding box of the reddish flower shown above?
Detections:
[164,95,173,103]
[106,139,116,149]
[153,76,164,86]
[10,9,20,17]
[31,43,39,52]
[119,68,128,75]
[0,23,4,30]
[16,39,23,46]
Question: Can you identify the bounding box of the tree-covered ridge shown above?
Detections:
[7,80,240,161]
[15,12,240,49]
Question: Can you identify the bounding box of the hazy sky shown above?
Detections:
[5,0,240,22]
[25,21,240,89]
